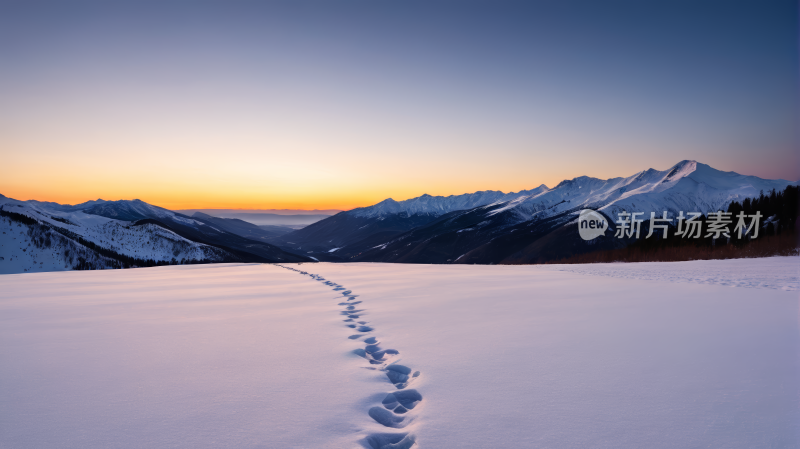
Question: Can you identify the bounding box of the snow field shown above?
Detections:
[281,265,423,449]
[291,260,799,448]
[0,265,379,448]
[1,258,798,448]
[541,256,800,291]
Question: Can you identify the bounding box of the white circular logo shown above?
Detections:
[578,209,608,241]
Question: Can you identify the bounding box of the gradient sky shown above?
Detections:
[1,1,797,210]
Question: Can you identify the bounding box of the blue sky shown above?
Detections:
[1,1,797,209]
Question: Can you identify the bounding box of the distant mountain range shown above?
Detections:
[173,209,337,227]
[269,161,797,264]
[1,160,796,274]
[176,208,342,216]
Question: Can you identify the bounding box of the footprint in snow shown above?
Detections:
[363,433,416,449]
[352,336,399,364]
[366,346,399,363]
[368,407,407,428]
[384,365,420,389]
[366,389,424,428]
[279,267,421,448]
[382,389,423,414]
[340,308,362,315]
[354,348,393,367]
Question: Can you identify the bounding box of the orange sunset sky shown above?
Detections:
[1,2,797,211]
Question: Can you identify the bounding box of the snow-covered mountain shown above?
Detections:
[356,160,791,223]
[275,160,796,262]
[480,160,794,224]
[269,187,551,256]
[0,198,227,274]
[2,160,794,272]
[349,186,549,218]
[82,199,206,224]
[0,196,311,274]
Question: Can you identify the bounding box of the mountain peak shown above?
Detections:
[553,175,603,189]
[338,160,790,220]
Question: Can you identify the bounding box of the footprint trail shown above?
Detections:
[279,265,422,449]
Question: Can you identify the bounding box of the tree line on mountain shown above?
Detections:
[552,185,799,264]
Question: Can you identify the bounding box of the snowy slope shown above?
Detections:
[0,221,73,274]
[83,199,205,225]
[81,200,312,263]
[0,195,312,274]
[0,197,236,274]
[1,259,797,448]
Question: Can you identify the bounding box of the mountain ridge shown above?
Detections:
[271,160,796,262]
[1,160,795,272]
[0,196,311,274]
